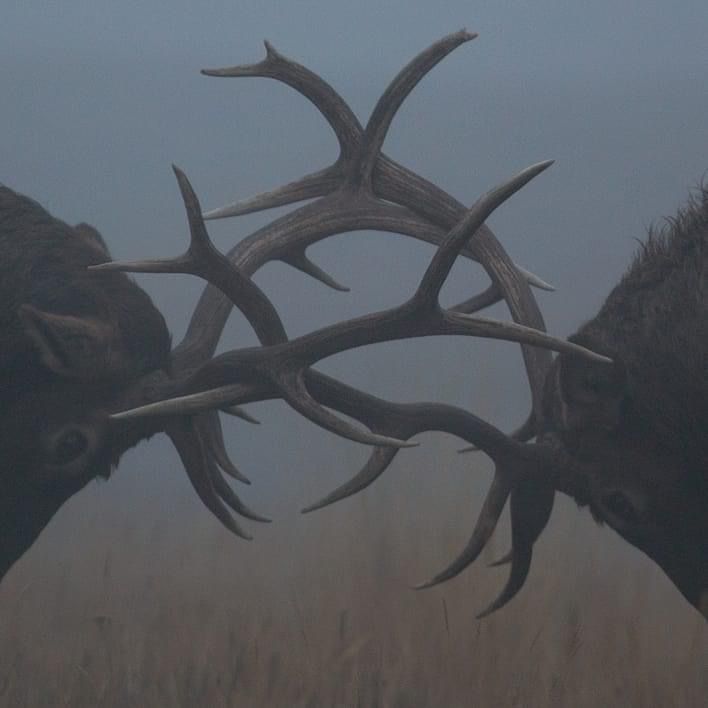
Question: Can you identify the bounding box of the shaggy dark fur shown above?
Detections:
[550,187,707,609]
[571,186,707,466]
[0,186,171,579]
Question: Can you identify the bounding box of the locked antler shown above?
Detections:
[96,31,606,614]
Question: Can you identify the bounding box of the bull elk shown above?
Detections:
[1,31,705,621]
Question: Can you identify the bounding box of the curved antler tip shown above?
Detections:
[220,405,261,425]
[533,159,555,173]
[200,65,243,78]
[300,501,325,515]
[411,576,445,591]
[263,39,278,57]
[475,603,500,620]
[171,164,190,186]
[488,552,512,568]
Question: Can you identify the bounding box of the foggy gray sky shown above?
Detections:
[2,2,707,581]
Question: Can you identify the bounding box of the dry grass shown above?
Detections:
[1,439,705,707]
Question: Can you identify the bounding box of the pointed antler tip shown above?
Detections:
[301,492,343,514]
[411,579,437,591]
[300,503,320,515]
[475,598,505,619]
[171,164,188,183]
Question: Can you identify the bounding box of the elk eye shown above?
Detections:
[600,490,639,525]
[51,429,89,465]
[582,373,604,394]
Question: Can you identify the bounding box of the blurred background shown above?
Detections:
[1,2,706,705]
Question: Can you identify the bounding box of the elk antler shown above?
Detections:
[96,31,605,614]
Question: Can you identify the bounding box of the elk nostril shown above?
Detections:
[51,429,89,465]
[600,490,640,525]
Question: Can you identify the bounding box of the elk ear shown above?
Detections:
[74,222,109,256]
[557,347,627,431]
[18,304,128,380]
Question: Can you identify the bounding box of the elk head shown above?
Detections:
[539,200,708,615]
[0,187,171,577]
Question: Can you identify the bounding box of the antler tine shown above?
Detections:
[195,411,251,484]
[517,265,554,292]
[115,160,609,424]
[450,283,509,315]
[302,446,400,514]
[415,471,514,589]
[282,249,350,292]
[488,550,513,568]
[475,482,546,617]
[111,382,266,422]
[195,412,271,522]
[202,447,271,524]
[201,40,361,221]
[167,418,253,540]
[459,413,536,453]
[476,546,533,619]
[218,404,260,425]
[414,162,552,303]
[94,166,288,349]
[352,30,477,188]
[203,167,345,222]
[299,372,518,514]
[203,39,362,161]
[276,370,418,449]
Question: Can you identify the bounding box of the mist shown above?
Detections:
[1,2,706,704]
